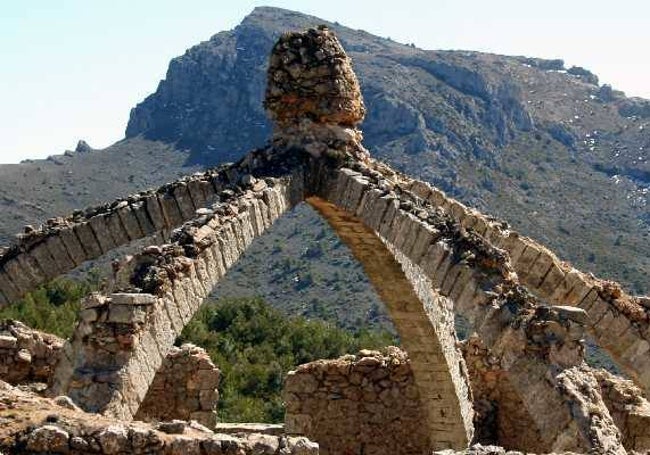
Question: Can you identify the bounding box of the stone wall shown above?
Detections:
[0,320,63,385]
[0,379,318,455]
[136,344,220,429]
[283,347,431,455]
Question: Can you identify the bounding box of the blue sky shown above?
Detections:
[1,0,648,164]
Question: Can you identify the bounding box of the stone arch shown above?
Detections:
[46,153,478,450]
[0,24,645,454]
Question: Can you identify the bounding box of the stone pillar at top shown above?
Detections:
[264,26,369,162]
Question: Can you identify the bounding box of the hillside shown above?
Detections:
[0,6,646,323]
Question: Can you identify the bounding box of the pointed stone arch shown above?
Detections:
[0,24,645,454]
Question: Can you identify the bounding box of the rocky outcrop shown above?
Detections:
[0,380,318,454]
[0,320,63,385]
[136,344,220,429]
[284,347,430,455]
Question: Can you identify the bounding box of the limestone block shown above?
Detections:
[524,251,554,289]
[432,256,454,290]
[171,280,192,324]
[2,258,34,295]
[378,200,400,241]
[566,275,593,306]
[441,264,463,298]
[162,296,184,334]
[538,262,567,298]
[420,242,451,282]
[343,175,369,213]
[330,168,357,208]
[622,339,650,364]
[172,183,196,220]
[105,212,130,246]
[117,206,144,241]
[587,296,611,326]
[15,252,46,286]
[262,189,280,223]
[107,304,147,324]
[58,228,87,266]
[411,224,439,266]
[393,212,419,253]
[111,293,156,305]
[88,215,116,254]
[131,201,157,236]
[449,200,468,223]
[29,242,59,280]
[362,193,392,232]
[73,222,103,259]
[145,195,167,230]
[577,288,599,312]
[158,193,184,228]
[426,188,446,207]
[514,243,541,280]
[0,270,22,303]
[44,235,76,272]
[186,179,207,209]
[248,198,265,237]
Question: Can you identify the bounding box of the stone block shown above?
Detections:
[111,293,156,305]
[158,193,184,228]
[131,201,157,236]
[426,188,446,207]
[105,212,130,246]
[410,224,439,265]
[29,242,59,280]
[88,215,116,254]
[514,243,541,280]
[565,275,593,306]
[73,222,103,259]
[117,206,144,241]
[364,195,393,232]
[108,304,147,324]
[145,195,167,230]
[2,258,34,295]
[524,251,554,289]
[45,235,76,272]
[186,179,207,209]
[420,241,451,281]
[172,183,196,220]
[342,175,369,213]
[58,228,87,266]
[15,252,46,287]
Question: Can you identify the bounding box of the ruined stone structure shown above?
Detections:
[283,347,431,454]
[135,343,220,429]
[0,26,648,453]
[0,320,63,385]
[0,379,318,455]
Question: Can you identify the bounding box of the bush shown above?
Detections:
[178,297,396,422]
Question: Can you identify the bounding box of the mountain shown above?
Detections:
[0,7,647,318]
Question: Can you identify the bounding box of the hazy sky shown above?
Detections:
[1,0,648,164]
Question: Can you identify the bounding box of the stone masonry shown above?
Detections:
[0,320,63,385]
[136,343,220,429]
[0,26,645,454]
[283,347,434,455]
[0,379,319,455]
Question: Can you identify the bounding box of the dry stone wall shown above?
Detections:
[283,347,431,455]
[136,343,220,429]
[0,379,319,455]
[0,320,63,385]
